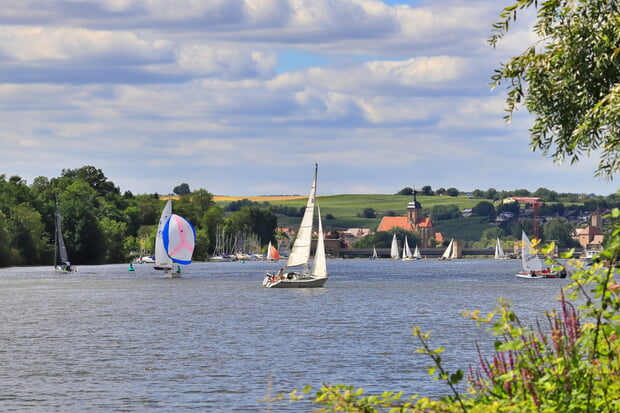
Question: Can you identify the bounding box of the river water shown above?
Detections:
[0,259,571,412]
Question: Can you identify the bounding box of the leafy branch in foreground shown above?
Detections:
[280,208,620,412]
[490,0,620,179]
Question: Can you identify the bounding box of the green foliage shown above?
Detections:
[490,0,620,178]
[446,188,459,197]
[397,187,414,196]
[355,229,418,249]
[7,204,49,265]
[542,217,580,247]
[360,208,377,219]
[288,208,620,412]
[429,204,461,221]
[472,201,496,218]
[173,183,191,195]
[0,211,13,266]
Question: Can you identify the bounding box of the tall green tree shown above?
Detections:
[59,180,105,264]
[7,204,49,265]
[0,211,13,267]
[491,0,620,178]
[542,217,579,247]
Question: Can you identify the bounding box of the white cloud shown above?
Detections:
[0,0,616,196]
[0,26,171,62]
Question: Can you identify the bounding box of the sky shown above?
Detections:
[0,0,618,197]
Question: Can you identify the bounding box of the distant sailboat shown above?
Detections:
[515,231,566,278]
[390,234,399,259]
[402,236,414,261]
[154,199,196,278]
[266,241,279,261]
[371,246,378,260]
[413,245,422,260]
[439,238,456,260]
[263,164,328,288]
[494,237,508,259]
[54,202,76,273]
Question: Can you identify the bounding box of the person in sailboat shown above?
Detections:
[65,261,71,271]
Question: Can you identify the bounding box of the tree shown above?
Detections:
[472,189,485,198]
[396,187,413,196]
[490,0,620,178]
[472,200,496,218]
[0,211,13,267]
[446,187,459,197]
[360,207,376,218]
[484,188,498,200]
[542,217,579,247]
[59,180,105,264]
[173,183,191,195]
[61,165,120,198]
[429,204,460,221]
[421,185,434,196]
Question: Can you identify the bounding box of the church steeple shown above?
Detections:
[407,187,422,224]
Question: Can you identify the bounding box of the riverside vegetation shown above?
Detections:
[0,166,616,268]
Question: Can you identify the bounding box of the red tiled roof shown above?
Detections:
[376,216,414,232]
[416,217,433,228]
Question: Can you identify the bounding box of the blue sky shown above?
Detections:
[0,0,617,196]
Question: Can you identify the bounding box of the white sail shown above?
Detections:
[402,236,413,260]
[494,237,506,259]
[311,203,328,278]
[266,241,273,260]
[413,245,421,259]
[286,165,317,268]
[521,231,543,272]
[372,246,378,259]
[390,233,399,259]
[164,214,196,265]
[154,199,173,270]
[441,239,454,259]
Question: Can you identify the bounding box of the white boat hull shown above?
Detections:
[263,272,327,288]
[515,270,567,279]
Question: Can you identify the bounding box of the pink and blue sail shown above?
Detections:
[163,214,196,265]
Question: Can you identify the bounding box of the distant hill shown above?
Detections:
[215,193,484,239]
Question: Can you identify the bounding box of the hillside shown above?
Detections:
[216,193,486,240]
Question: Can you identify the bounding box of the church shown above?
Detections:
[376,189,437,247]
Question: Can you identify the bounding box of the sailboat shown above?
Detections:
[515,231,566,278]
[402,236,414,261]
[54,203,76,273]
[266,241,279,261]
[370,246,378,260]
[413,245,422,260]
[439,238,456,260]
[263,164,328,288]
[390,233,399,259]
[154,199,196,278]
[494,237,508,259]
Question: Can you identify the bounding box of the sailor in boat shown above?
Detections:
[65,261,72,271]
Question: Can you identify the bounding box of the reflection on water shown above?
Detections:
[0,259,570,411]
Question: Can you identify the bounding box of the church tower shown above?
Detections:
[407,188,422,225]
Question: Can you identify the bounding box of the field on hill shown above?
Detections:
[215,194,488,241]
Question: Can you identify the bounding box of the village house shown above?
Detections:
[574,210,605,255]
[376,189,438,247]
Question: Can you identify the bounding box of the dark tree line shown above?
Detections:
[0,166,278,267]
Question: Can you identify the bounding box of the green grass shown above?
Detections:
[433,216,493,242]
